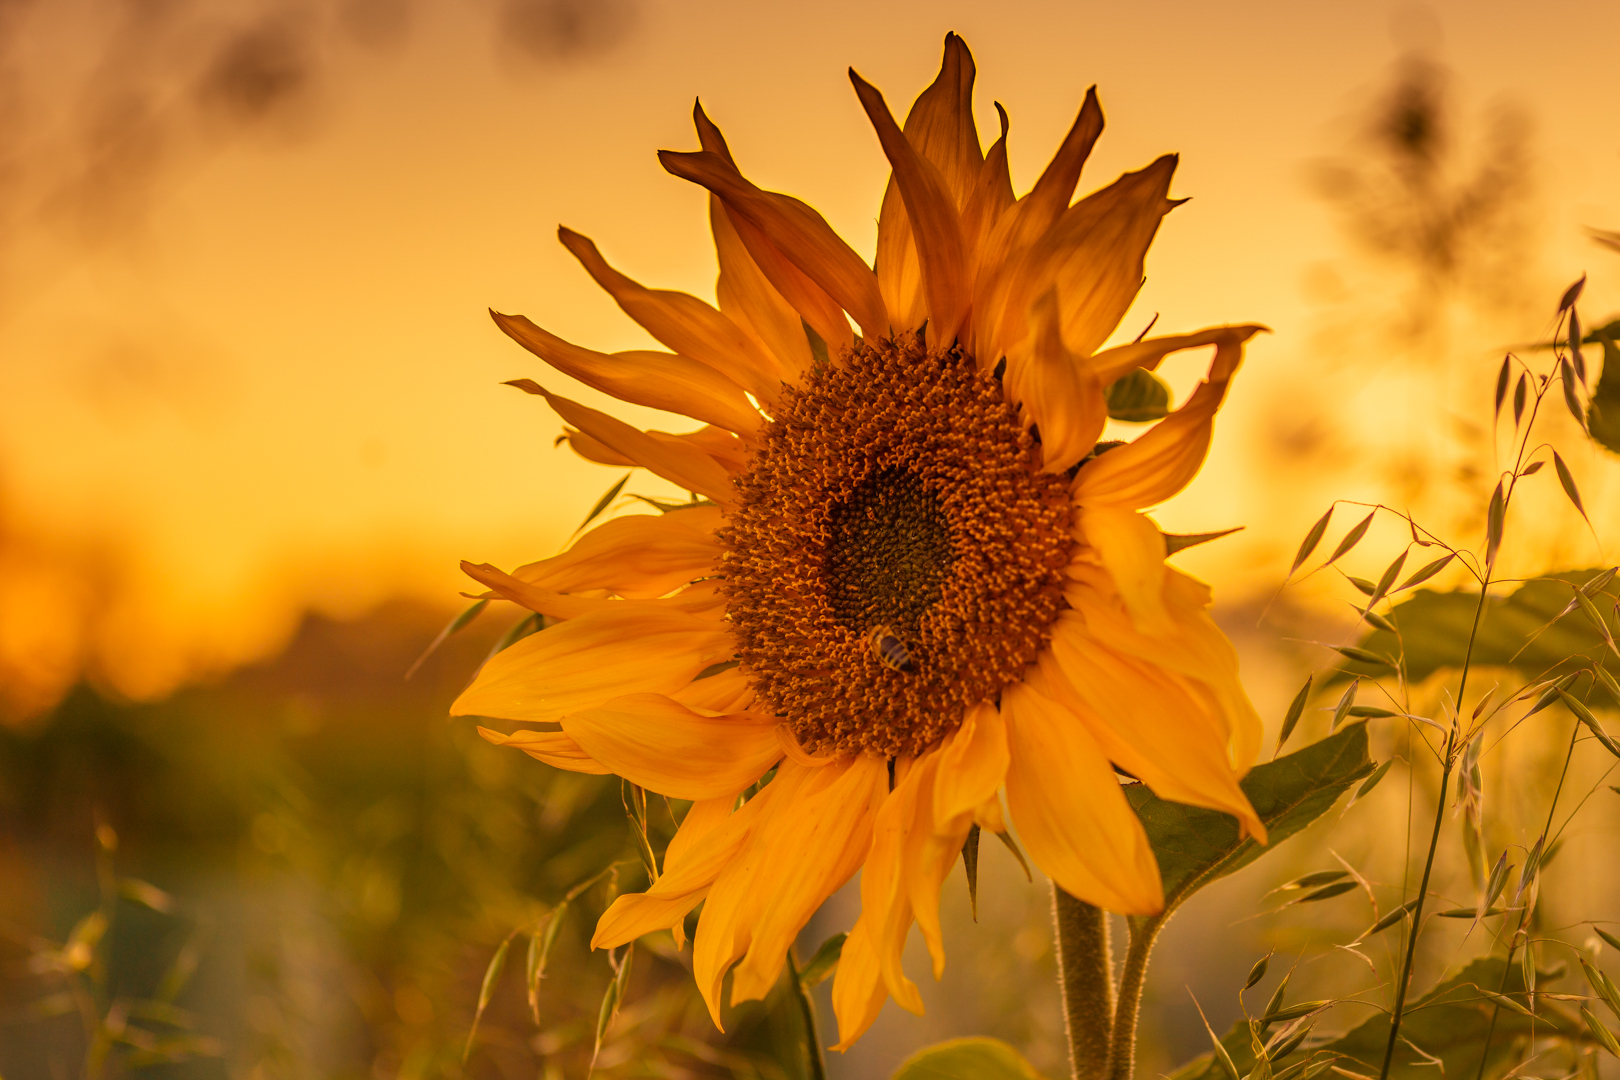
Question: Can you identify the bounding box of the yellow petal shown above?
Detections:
[461,561,724,621]
[561,693,781,801]
[1077,506,1169,636]
[1039,616,1264,839]
[715,196,854,359]
[554,227,785,406]
[1067,567,1265,775]
[961,104,1014,274]
[507,381,734,503]
[830,919,890,1051]
[1071,326,1260,509]
[776,723,840,767]
[492,309,763,437]
[557,425,634,467]
[659,147,887,342]
[1012,288,1108,473]
[476,725,610,774]
[712,193,815,386]
[509,506,721,599]
[672,667,757,713]
[850,69,969,346]
[593,783,770,951]
[1085,323,1269,386]
[1001,681,1163,914]
[450,607,734,724]
[1019,86,1106,241]
[932,700,1008,827]
[1040,155,1178,358]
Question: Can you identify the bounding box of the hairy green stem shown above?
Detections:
[1052,885,1115,1079]
[785,946,827,1080]
[1107,918,1160,1080]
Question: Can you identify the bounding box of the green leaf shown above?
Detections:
[1397,553,1453,592]
[1350,759,1393,804]
[803,318,830,368]
[1245,953,1271,990]
[1334,569,1620,684]
[1587,328,1620,454]
[575,473,631,534]
[1127,723,1374,931]
[1165,527,1244,556]
[962,825,980,921]
[1328,512,1375,565]
[1291,509,1333,576]
[799,932,846,990]
[465,934,513,1061]
[1276,675,1311,753]
[1105,368,1172,422]
[1493,355,1511,418]
[1485,478,1506,568]
[890,1036,1049,1080]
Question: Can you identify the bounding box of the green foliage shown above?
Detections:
[1587,326,1620,454]
[890,1036,1050,1080]
[1105,368,1172,422]
[1127,723,1375,929]
[1170,958,1582,1080]
[1337,570,1620,683]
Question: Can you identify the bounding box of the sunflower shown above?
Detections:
[454,33,1267,1048]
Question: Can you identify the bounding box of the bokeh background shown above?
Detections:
[3,0,1620,1075]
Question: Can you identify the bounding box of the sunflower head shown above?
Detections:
[453,31,1267,1050]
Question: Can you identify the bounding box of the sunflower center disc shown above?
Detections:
[719,336,1075,757]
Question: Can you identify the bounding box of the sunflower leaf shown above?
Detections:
[1587,328,1620,454]
[1127,723,1374,933]
[1104,368,1172,423]
[890,1036,1049,1080]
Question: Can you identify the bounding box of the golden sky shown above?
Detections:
[3,0,1618,713]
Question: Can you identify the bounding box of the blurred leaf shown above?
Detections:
[1493,355,1510,418]
[1289,881,1357,904]
[1331,680,1359,731]
[1584,1006,1620,1057]
[799,932,846,990]
[1397,553,1453,592]
[1560,274,1587,311]
[1165,527,1244,556]
[990,827,1033,882]
[1335,570,1620,683]
[1350,759,1393,804]
[1554,450,1589,523]
[465,934,513,1061]
[962,824,980,921]
[1328,512,1375,565]
[1513,372,1527,425]
[1104,367,1171,422]
[1291,509,1333,576]
[1245,953,1271,990]
[1588,329,1620,454]
[1127,723,1374,932]
[1366,897,1421,936]
[1485,479,1505,568]
[118,878,175,913]
[1277,675,1311,753]
[1272,869,1348,893]
[576,473,631,534]
[891,1036,1049,1080]
[405,599,488,679]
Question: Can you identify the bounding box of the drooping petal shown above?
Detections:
[507,381,735,503]
[476,726,610,774]
[1077,506,1169,635]
[659,148,887,342]
[450,607,734,724]
[830,919,890,1051]
[851,69,969,346]
[1012,288,1108,473]
[556,423,746,475]
[553,227,785,408]
[508,507,721,599]
[1072,327,1260,509]
[1000,681,1163,914]
[932,699,1008,827]
[688,756,886,1024]
[593,782,771,950]
[561,693,781,801]
[492,310,763,436]
[1038,614,1264,839]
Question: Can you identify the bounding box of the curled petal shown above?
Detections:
[450,607,734,724]
[851,69,969,346]
[1014,288,1108,473]
[1085,323,1268,386]
[562,693,781,801]
[508,381,734,503]
[476,726,609,774]
[1077,506,1169,635]
[1072,327,1261,509]
[508,506,721,599]
[554,228,785,407]
[493,309,762,436]
[659,147,885,342]
[1001,681,1163,914]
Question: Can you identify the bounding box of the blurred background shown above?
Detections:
[2,0,1619,1075]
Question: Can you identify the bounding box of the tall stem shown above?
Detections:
[785,946,827,1080]
[1052,885,1114,1079]
[1107,918,1161,1080]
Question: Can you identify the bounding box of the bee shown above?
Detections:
[865,624,915,673]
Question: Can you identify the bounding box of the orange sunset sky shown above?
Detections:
[2,0,1618,715]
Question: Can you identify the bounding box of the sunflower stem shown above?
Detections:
[1052,885,1115,1080]
[1106,916,1159,1080]
[785,945,827,1080]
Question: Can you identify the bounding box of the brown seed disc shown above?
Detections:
[718,335,1074,757]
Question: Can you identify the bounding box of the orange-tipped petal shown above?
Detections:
[508,506,721,599]
[507,381,735,503]
[1038,616,1264,840]
[561,693,781,801]
[660,148,886,342]
[553,229,785,408]
[1001,681,1163,914]
[476,726,610,774]
[493,309,763,436]
[851,69,969,345]
[1071,327,1259,509]
[450,607,734,724]
[1013,288,1108,473]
